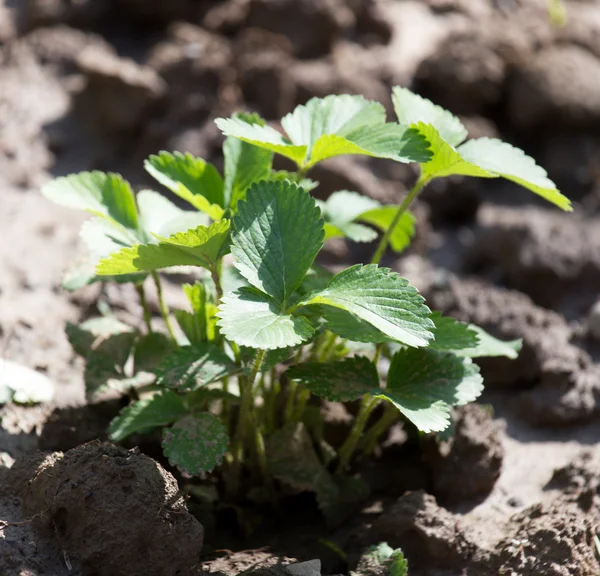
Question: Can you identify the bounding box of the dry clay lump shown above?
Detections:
[16,441,203,576]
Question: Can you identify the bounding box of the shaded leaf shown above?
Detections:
[323,308,391,343]
[429,312,479,351]
[133,332,174,373]
[385,349,484,432]
[96,220,231,275]
[302,264,434,347]
[145,151,225,219]
[108,391,186,441]
[153,344,237,390]
[231,180,324,304]
[217,288,314,350]
[162,413,229,474]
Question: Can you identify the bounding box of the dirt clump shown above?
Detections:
[424,404,504,503]
[363,490,478,570]
[13,441,203,576]
[494,503,600,575]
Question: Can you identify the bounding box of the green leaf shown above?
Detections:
[358,207,415,253]
[84,353,151,399]
[186,387,239,409]
[231,180,324,304]
[133,332,174,373]
[268,170,319,192]
[287,357,378,402]
[323,307,390,343]
[392,86,468,147]
[0,359,55,404]
[96,220,231,275]
[415,122,494,180]
[358,543,408,576]
[175,282,218,344]
[267,422,339,509]
[41,171,139,230]
[319,191,379,243]
[144,151,225,219]
[302,264,434,347]
[80,217,139,258]
[108,391,186,441]
[136,190,209,242]
[153,344,237,390]
[217,288,314,350]
[223,112,274,209]
[217,95,431,168]
[385,349,484,432]
[162,413,229,475]
[429,312,479,351]
[458,138,572,211]
[390,550,408,576]
[456,325,522,359]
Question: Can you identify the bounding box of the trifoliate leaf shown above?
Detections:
[0,359,55,404]
[456,325,522,359]
[144,151,225,219]
[41,171,139,230]
[133,332,174,373]
[415,123,493,180]
[153,344,237,390]
[392,86,468,147]
[136,190,209,241]
[301,264,434,347]
[108,391,186,441]
[231,180,324,305]
[458,138,572,211]
[217,288,314,350]
[358,206,416,253]
[162,413,229,475]
[217,95,431,169]
[323,308,391,344]
[96,220,231,275]
[429,312,479,351]
[223,112,274,209]
[267,422,340,512]
[385,349,484,432]
[287,357,378,402]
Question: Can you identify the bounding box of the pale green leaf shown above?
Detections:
[80,217,138,258]
[456,325,522,359]
[217,95,431,168]
[231,180,324,304]
[0,359,55,404]
[217,288,314,350]
[41,171,139,230]
[136,190,208,241]
[358,207,416,253]
[223,112,274,209]
[319,191,379,243]
[162,413,229,474]
[144,151,225,219]
[392,86,467,147]
[108,391,186,441]
[287,357,378,402]
[96,220,231,275]
[458,137,572,211]
[215,117,306,165]
[302,264,434,347]
[416,123,494,180]
[153,344,237,390]
[429,312,479,351]
[385,349,484,432]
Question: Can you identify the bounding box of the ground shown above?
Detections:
[1,0,600,575]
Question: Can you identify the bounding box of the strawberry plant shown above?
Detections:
[41,89,570,517]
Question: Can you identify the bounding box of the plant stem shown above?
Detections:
[370,173,430,265]
[359,403,399,456]
[135,282,153,333]
[292,387,310,422]
[373,343,383,366]
[151,271,177,343]
[336,395,379,473]
[319,331,338,362]
[211,266,223,302]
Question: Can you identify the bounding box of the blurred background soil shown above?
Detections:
[1,1,600,574]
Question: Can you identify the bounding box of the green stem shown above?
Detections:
[211,266,223,303]
[336,395,379,473]
[151,271,177,343]
[135,282,153,333]
[373,343,383,366]
[371,173,430,265]
[292,387,310,422]
[359,403,399,456]
[319,331,338,362]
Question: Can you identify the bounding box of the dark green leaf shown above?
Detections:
[133,332,174,372]
[429,312,479,351]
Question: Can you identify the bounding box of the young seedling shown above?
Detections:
[41,89,569,519]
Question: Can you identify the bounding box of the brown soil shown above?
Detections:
[1,0,600,575]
